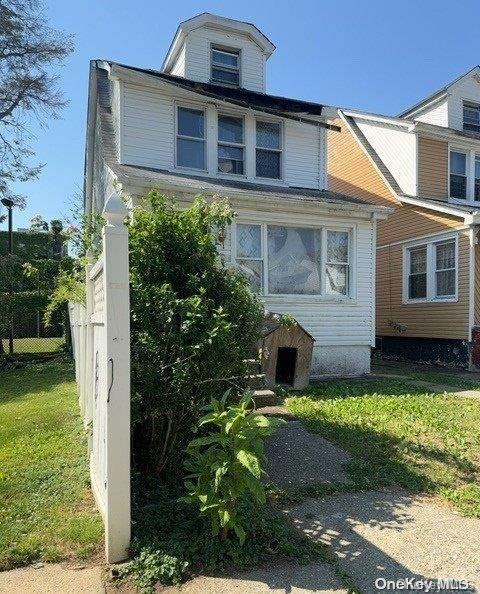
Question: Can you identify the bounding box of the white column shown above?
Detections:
[101,193,131,564]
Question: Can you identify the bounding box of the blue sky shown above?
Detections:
[4,0,479,229]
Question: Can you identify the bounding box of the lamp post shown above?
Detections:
[1,197,14,355]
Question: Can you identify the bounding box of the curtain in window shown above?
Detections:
[267,226,321,294]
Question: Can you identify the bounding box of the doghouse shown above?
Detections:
[260,315,315,390]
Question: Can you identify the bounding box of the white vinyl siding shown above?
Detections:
[170,43,186,77]
[119,81,325,189]
[448,74,480,130]
[411,98,449,127]
[184,26,266,92]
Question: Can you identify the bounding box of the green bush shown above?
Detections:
[184,391,283,543]
[128,191,264,481]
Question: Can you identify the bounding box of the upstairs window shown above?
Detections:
[176,106,205,170]
[256,120,282,179]
[218,115,244,175]
[449,150,467,199]
[211,46,240,86]
[476,156,480,201]
[405,238,457,302]
[463,101,480,133]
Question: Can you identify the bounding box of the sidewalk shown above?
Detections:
[0,563,104,594]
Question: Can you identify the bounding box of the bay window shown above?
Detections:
[405,237,457,302]
[234,222,352,297]
[176,106,205,170]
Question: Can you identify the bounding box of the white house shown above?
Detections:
[84,12,390,377]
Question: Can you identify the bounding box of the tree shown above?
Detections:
[0,0,73,199]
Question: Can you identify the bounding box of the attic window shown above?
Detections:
[211,46,240,86]
[463,101,480,133]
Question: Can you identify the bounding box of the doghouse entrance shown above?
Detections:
[275,347,297,385]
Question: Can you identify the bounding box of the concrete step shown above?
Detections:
[252,389,277,407]
[245,373,266,389]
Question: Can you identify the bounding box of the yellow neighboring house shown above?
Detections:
[328,66,480,369]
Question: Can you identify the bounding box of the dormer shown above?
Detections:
[161,13,275,93]
[399,66,480,133]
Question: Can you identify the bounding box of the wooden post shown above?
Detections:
[101,194,131,563]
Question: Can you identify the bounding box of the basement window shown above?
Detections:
[211,46,240,86]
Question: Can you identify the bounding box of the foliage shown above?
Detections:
[0,362,102,569]
[184,391,284,543]
[0,0,73,198]
[117,493,324,593]
[129,191,264,481]
[286,377,480,516]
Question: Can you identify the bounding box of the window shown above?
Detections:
[463,101,480,133]
[435,241,456,297]
[234,223,352,297]
[475,156,480,202]
[450,151,467,199]
[218,115,244,175]
[235,223,263,293]
[326,230,350,296]
[176,106,205,170]
[405,238,457,302]
[267,225,322,294]
[256,121,282,179]
[211,46,240,86]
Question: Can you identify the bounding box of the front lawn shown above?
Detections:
[286,379,480,516]
[0,362,102,569]
[1,336,64,354]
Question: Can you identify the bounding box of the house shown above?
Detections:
[328,66,480,368]
[84,12,390,377]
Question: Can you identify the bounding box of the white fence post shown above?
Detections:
[101,194,131,563]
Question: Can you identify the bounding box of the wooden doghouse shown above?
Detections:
[260,316,315,390]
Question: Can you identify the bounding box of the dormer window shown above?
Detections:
[211,46,240,86]
[463,101,480,133]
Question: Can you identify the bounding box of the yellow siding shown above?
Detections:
[417,136,448,200]
[376,234,470,340]
[327,120,470,340]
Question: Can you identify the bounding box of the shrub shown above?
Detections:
[128,191,264,481]
[184,390,284,543]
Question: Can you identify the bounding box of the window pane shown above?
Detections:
[236,224,261,258]
[436,241,455,271]
[212,49,238,68]
[450,174,467,199]
[475,156,480,197]
[256,149,280,178]
[436,269,455,297]
[409,274,427,299]
[409,247,427,274]
[178,107,204,138]
[176,138,205,169]
[450,151,466,175]
[464,103,480,131]
[211,67,239,85]
[326,264,348,296]
[476,180,480,202]
[218,115,243,143]
[256,121,281,149]
[327,231,349,263]
[236,259,262,293]
[218,145,244,174]
[267,226,321,295]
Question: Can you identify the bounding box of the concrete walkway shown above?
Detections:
[0,563,104,593]
[284,489,480,593]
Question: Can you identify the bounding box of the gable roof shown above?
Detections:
[398,65,480,119]
[162,13,276,73]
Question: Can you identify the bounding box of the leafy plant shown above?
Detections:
[184,390,284,544]
[129,191,264,481]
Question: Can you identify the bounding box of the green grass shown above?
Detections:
[285,379,480,516]
[373,362,480,390]
[1,337,64,354]
[0,362,103,569]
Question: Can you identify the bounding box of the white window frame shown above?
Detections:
[402,234,458,304]
[210,45,241,87]
[217,113,245,177]
[254,118,283,181]
[448,145,480,205]
[463,100,480,133]
[231,220,355,301]
[175,103,207,171]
